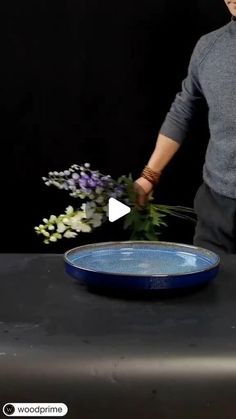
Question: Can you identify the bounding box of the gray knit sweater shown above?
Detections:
[160,18,236,199]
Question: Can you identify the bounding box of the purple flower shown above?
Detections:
[78,178,87,188]
[114,185,125,198]
[88,179,98,188]
[80,172,89,179]
[95,179,105,187]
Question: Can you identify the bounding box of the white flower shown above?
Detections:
[87,202,94,209]
[48,225,55,231]
[70,212,85,231]
[61,182,69,190]
[96,196,105,204]
[57,222,67,233]
[64,231,77,239]
[43,218,48,223]
[49,235,57,242]
[49,215,57,223]
[72,173,79,180]
[62,217,70,225]
[90,213,103,228]
[65,206,74,215]
[52,180,61,188]
[83,204,93,219]
[80,223,92,233]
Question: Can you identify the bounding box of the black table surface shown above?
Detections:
[1,253,236,419]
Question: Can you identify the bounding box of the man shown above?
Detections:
[135,1,236,255]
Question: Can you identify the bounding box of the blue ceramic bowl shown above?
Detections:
[64,241,220,290]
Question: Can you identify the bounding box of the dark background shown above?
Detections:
[1,0,229,253]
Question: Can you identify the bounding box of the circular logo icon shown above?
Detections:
[3,404,15,416]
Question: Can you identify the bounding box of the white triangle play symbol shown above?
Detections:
[108,198,131,222]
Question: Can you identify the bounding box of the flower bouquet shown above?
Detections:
[35,163,195,244]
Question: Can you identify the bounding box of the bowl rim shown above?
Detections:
[64,241,220,279]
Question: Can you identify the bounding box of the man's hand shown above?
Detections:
[134,177,154,208]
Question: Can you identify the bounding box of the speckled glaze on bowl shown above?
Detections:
[64,241,220,290]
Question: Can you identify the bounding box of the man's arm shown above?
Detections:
[135,134,181,206]
[147,133,181,172]
[135,36,206,205]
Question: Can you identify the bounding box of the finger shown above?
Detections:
[134,183,148,209]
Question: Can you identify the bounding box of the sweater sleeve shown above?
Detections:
[159,38,205,144]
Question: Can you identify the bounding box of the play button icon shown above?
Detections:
[108,198,131,222]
